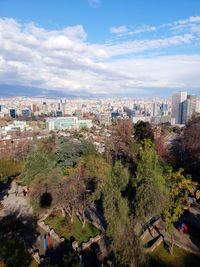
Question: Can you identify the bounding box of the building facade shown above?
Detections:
[46,117,92,131]
[171,92,187,124]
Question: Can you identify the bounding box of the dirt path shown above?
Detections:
[0,181,33,218]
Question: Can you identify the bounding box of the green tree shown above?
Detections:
[23,149,55,186]
[163,169,196,252]
[95,161,144,267]
[134,121,154,142]
[55,138,83,170]
[134,140,167,221]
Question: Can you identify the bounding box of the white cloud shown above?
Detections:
[110,24,156,36]
[104,34,194,57]
[0,17,200,95]
[110,26,128,34]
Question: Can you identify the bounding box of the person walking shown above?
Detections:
[43,234,47,252]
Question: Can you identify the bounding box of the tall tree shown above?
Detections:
[96,161,144,267]
[181,116,200,177]
[134,140,167,221]
[163,169,196,252]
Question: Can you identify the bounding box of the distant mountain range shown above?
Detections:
[0,84,96,98]
[0,84,199,98]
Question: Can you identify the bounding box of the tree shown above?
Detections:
[51,168,87,226]
[38,133,57,154]
[134,121,154,142]
[181,116,200,177]
[23,149,55,186]
[22,149,62,212]
[94,161,144,267]
[106,119,134,161]
[104,188,142,267]
[55,138,83,170]
[105,119,138,175]
[134,140,167,221]
[51,154,108,226]
[81,140,98,157]
[163,169,196,252]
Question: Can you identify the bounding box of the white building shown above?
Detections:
[46,117,92,131]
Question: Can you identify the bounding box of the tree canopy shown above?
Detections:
[134,140,167,221]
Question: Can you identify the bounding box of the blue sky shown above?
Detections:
[0,0,200,96]
[1,0,200,42]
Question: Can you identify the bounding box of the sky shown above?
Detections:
[0,0,200,97]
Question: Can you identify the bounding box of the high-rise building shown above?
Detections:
[9,108,16,118]
[171,92,187,124]
[152,103,159,116]
[182,95,197,123]
[196,99,200,113]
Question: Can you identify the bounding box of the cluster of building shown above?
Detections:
[0,120,32,139]
[0,92,199,137]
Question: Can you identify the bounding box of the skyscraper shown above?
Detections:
[182,95,197,124]
[171,92,187,124]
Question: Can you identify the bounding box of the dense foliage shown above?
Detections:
[2,116,199,267]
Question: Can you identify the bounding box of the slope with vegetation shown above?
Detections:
[1,117,200,266]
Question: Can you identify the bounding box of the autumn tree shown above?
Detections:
[181,116,200,177]
[105,119,138,173]
[105,119,133,159]
[50,161,90,226]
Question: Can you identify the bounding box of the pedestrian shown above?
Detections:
[47,233,52,249]
[43,234,47,252]
[15,182,18,196]
[37,232,41,241]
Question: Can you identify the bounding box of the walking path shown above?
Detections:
[155,218,200,256]
[0,181,32,218]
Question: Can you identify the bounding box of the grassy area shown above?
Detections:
[28,259,39,267]
[149,243,200,267]
[45,212,100,245]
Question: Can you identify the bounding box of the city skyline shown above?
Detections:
[0,1,200,97]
